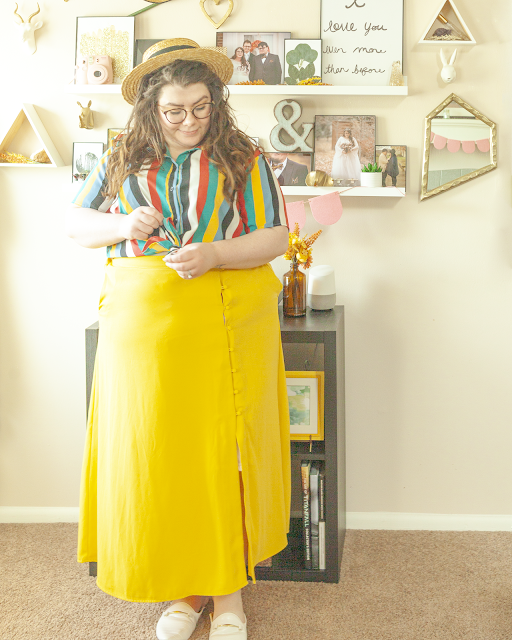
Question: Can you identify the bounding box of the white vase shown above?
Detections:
[360,172,382,188]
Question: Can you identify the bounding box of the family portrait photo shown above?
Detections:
[267,152,311,186]
[376,145,407,188]
[216,32,291,85]
[314,115,376,185]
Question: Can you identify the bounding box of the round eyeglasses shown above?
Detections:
[160,102,214,124]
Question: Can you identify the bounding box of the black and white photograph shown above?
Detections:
[376,145,407,188]
[267,152,311,186]
[72,142,104,183]
[284,39,322,85]
[216,32,291,85]
[314,115,376,185]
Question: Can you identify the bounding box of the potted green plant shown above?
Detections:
[360,162,382,188]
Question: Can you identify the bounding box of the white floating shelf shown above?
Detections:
[229,85,408,96]
[64,84,123,94]
[64,84,408,96]
[281,186,405,198]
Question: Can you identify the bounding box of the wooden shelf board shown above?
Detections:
[65,84,123,94]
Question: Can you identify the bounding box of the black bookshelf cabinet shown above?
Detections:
[84,306,346,583]
[255,306,346,583]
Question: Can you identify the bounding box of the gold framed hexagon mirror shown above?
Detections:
[421,93,497,201]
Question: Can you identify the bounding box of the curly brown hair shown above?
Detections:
[104,60,257,202]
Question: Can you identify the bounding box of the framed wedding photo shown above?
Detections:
[284,39,322,85]
[376,145,407,189]
[75,16,135,84]
[216,32,291,85]
[72,142,104,183]
[314,115,376,186]
[287,371,324,441]
[267,152,311,186]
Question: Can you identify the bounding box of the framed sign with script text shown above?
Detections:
[320,0,404,86]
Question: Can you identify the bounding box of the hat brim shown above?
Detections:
[122,48,234,105]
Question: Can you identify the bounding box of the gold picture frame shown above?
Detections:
[286,371,324,441]
[420,93,497,201]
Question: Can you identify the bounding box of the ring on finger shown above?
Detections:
[187,270,193,279]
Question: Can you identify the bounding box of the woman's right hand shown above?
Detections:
[118,206,163,241]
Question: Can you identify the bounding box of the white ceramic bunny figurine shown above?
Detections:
[440,48,457,83]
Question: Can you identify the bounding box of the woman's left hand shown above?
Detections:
[163,243,219,280]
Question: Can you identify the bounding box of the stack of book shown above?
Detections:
[301,460,326,570]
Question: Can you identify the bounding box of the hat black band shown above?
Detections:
[147,44,196,60]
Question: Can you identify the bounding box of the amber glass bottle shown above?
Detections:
[283,262,306,317]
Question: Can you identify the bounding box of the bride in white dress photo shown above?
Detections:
[331,128,361,180]
[229,47,250,84]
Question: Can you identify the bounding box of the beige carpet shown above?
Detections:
[2,523,512,640]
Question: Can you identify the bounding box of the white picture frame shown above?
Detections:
[72,142,104,183]
[75,16,136,85]
[284,39,322,85]
[320,0,404,86]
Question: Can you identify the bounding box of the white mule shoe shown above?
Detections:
[156,601,206,640]
[209,612,247,639]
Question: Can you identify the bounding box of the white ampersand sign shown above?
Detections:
[270,100,314,152]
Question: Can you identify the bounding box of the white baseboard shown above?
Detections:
[1,508,512,531]
[0,507,79,523]
[347,512,512,532]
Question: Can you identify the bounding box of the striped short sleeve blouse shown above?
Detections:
[72,146,288,257]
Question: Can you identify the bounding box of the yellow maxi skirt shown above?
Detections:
[77,255,291,602]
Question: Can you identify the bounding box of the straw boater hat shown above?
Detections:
[121,38,233,105]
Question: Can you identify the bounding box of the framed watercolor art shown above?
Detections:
[287,371,324,441]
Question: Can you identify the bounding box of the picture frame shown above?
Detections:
[134,39,162,66]
[216,32,291,85]
[72,142,104,183]
[267,152,312,186]
[320,0,404,87]
[283,39,322,85]
[107,128,125,150]
[375,145,407,189]
[75,16,135,84]
[314,115,376,186]
[287,371,324,441]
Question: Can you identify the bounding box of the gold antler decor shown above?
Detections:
[200,0,233,29]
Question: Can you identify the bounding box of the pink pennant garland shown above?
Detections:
[433,135,447,150]
[462,140,476,154]
[285,200,306,230]
[308,191,343,225]
[477,138,490,153]
[447,139,460,153]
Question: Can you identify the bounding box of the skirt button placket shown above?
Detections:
[220,275,243,424]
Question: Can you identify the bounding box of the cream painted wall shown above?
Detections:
[0,0,511,518]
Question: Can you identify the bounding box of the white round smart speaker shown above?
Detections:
[307,265,336,311]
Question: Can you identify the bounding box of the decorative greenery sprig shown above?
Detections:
[361,162,382,173]
[283,222,322,269]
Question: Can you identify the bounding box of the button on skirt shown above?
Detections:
[77,255,291,602]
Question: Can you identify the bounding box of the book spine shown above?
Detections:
[310,463,320,570]
[301,461,312,569]
[319,468,326,570]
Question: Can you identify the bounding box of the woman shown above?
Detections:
[229,46,250,84]
[378,148,389,186]
[66,39,291,640]
[331,128,361,181]
[385,147,400,187]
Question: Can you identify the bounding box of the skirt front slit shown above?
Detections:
[77,256,290,603]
